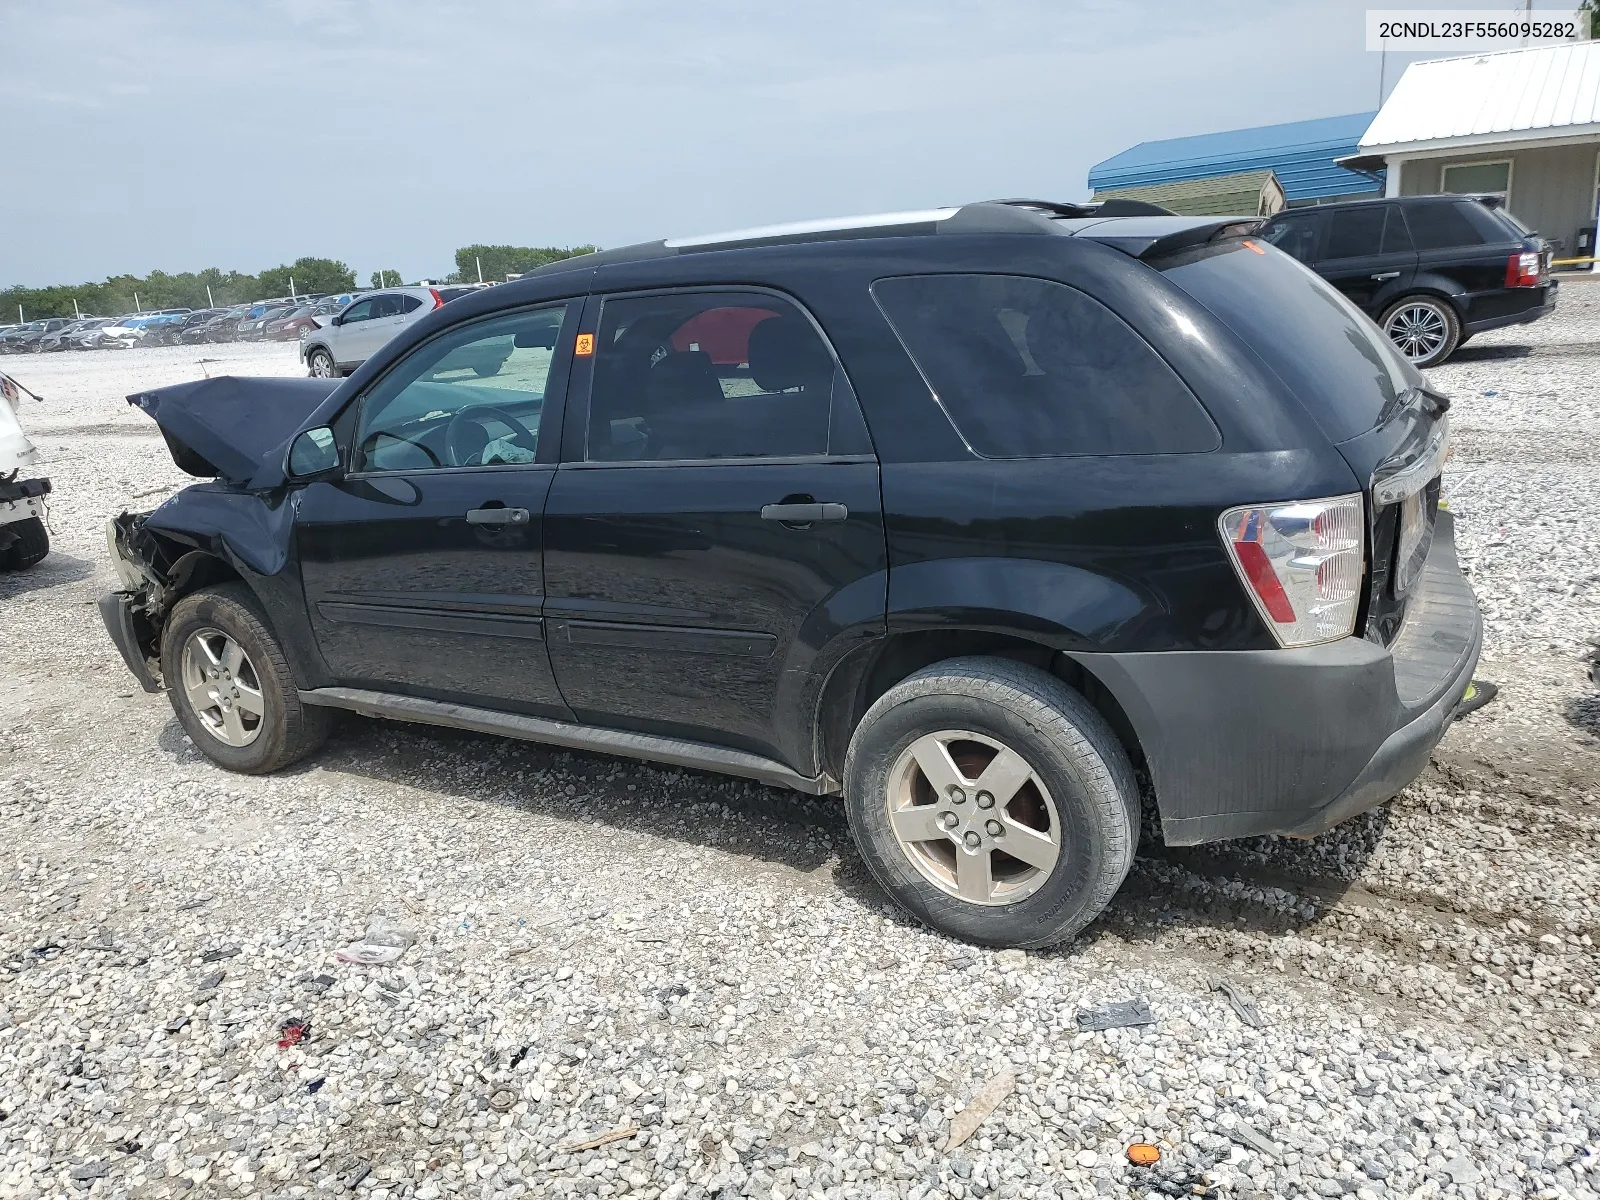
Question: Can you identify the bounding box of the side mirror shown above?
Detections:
[287,426,341,479]
[330,314,345,326]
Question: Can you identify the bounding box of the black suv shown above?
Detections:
[1260,194,1556,367]
[100,200,1480,948]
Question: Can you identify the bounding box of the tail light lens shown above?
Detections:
[430,288,445,309]
[1505,251,1542,287]
[1219,494,1364,647]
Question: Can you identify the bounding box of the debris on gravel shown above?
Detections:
[3,313,1600,1199]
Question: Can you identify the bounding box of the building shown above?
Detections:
[1093,168,1287,217]
[1342,41,1600,259]
[1088,113,1382,209]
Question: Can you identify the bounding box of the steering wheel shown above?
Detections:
[444,405,536,467]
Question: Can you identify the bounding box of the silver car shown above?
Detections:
[299,286,480,377]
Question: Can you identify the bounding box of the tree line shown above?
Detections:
[2,244,597,321]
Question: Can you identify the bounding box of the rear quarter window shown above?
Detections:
[1156,239,1418,443]
[870,273,1220,458]
[1404,202,1487,250]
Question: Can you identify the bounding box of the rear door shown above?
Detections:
[295,300,579,715]
[351,293,411,360]
[541,286,887,769]
[1314,204,1416,316]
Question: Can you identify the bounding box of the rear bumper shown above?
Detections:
[1464,284,1556,335]
[1075,511,1480,845]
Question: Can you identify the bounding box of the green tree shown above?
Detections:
[257,257,357,299]
[1583,0,1600,39]
[369,269,403,289]
[450,244,597,284]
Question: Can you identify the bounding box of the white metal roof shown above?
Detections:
[1359,41,1600,155]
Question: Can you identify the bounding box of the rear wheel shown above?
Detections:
[843,657,1138,948]
[1381,295,1460,367]
[1,517,49,569]
[307,347,336,378]
[160,583,330,774]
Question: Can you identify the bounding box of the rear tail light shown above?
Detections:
[1504,251,1542,287]
[1219,494,1364,647]
[430,288,445,309]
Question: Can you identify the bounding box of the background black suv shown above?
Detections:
[1261,194,1556,366]
[101,200,1480,948]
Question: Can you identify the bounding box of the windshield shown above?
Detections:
[1155,238,1422,442]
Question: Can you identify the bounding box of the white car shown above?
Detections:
[298,286,478,377]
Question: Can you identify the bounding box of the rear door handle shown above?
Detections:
[760,502,848,523]
[466,507,530,525]
[1371,271,1401,281]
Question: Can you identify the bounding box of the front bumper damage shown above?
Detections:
[99,511,169,693]
[0,476,50,547]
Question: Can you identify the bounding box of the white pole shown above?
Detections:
[206,285,214,307]
[476,256,484,284]
[73,298,81,318]
[134,292,141,311]
[290,276,297,301]
[17,305,22,322]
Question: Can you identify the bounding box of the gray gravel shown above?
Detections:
[2,305,1599,1200]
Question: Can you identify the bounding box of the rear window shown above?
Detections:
[1403,202,1486,250]
[1157,240,1419,443]
[870,273,1219,458]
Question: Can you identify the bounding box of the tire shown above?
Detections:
[843,656,1138,948]
[306,347,336,378]
[1,517,49,569]
[1380,295,1461,368]
[160,582,330,774]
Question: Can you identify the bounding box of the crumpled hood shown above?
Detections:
[127,375,339,485]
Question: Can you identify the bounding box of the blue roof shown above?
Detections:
[1089,113,1381,203]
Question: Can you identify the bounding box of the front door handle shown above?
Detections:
[1370,271,1401,281]
[760,502,848,523]
[466,507,530,525]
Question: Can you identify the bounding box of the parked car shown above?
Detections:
[1,319,72,353]
[0,369,51,569]
[235,305,297,341]
[38,318,111,351]
[1260,194,1556,367]
[146,310,222,346]
[299,287,478,377]
[264,306,321,341]
[101,200,1479,948]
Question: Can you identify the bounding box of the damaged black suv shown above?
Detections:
[102,200,1480,948]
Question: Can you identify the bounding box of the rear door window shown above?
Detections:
[871,273,1219,458]
[1325,207,1386,259]
[1403,202,1486,250]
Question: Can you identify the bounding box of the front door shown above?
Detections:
[296,300,579,716]
[1315,203,1417,315]
[542,287,888,770]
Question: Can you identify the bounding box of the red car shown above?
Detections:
[264,307,321,341]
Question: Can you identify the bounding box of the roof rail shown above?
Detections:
[987,197,1178,219]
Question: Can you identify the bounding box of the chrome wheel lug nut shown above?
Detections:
[939,811,958,829]
[986,819,1003,836]
[949,787,966,805]
[976,791,995,809]
[963,831,981,849]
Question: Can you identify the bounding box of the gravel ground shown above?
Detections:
[1,299,1598,1200]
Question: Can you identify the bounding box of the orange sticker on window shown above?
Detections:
[574,333,595,356]
[1240,239,1266,254]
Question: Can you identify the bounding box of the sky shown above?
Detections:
[0,0,1557,288]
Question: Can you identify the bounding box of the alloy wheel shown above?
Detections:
[885,730,1062,905]
[180,628,265,746]
[1383,303,1448,363]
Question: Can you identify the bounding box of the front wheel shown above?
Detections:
[1381,295,1461,367]
[1,517,49,569]
[306,347,336,378]
[843,657,1138,948]
[160,583,330,774]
